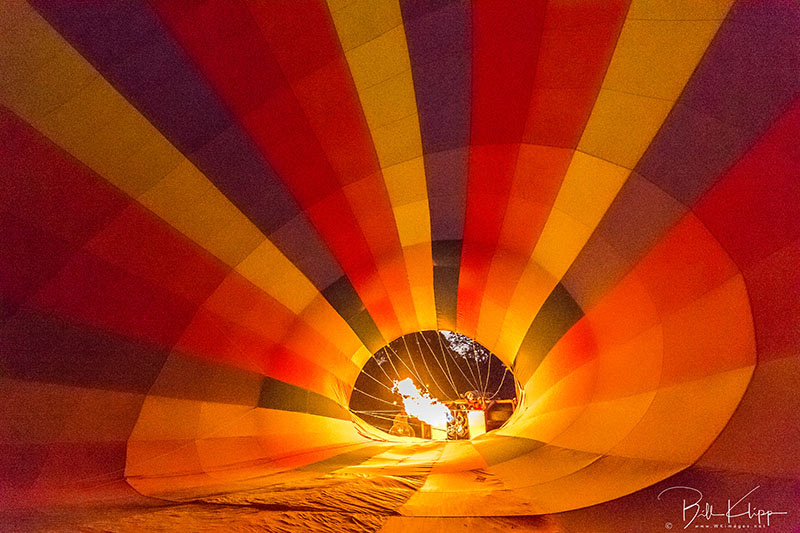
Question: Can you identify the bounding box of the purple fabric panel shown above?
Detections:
[28,2,294,232]
[636,0,800,205]
[402,0,471,152]
[30,1,347,290]
[30,1,227,155]
[401,0,471,242]
[269,213,344,289]
[424,148,469,241]
[189,125,297,232]
[561,174,687,310]
[562,0,800,311]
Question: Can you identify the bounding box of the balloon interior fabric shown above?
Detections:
[1,0,799,531]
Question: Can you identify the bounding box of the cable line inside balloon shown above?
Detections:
[349,330,519,440]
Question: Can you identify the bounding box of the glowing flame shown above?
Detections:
[392,378,452,429]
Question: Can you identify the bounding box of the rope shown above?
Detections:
[386,341,427,386]
[437,331,481,392]
[401,334,425,390]
[489,367,510,400]
[380,345,402,381]
[421,331,460,397]
[484,348,492,397]
[352,385,400,407]
[373,347,400,386]
[471,341,483,396]
[460,339,481,392]
[414,332,454,401]
[359,364,396,394]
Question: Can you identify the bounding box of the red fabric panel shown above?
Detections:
[0,108,230,350]
[458,1,547,335]
[149,0,405,334]
[524,0,629,147]
[694,97,800,270]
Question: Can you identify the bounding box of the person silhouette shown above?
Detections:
[389,412,415,437]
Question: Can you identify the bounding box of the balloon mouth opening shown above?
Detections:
[348,330,520,441]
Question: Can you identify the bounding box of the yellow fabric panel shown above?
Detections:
[343,24,409,90]
[195,436,268,481]
[603,21,729,101]
[252,409,367,451]
[404,242,438,330]
[524,360,598,422]
[371,113,424,168]
[117,134,185,197]
[0,24,58,85]
[127,402,367,485]
[398,484,546,517]
[126,441,209,493]
[486,442,601,490]
[476,146,575,353]
[333,3,424,167]
[130,399,363,451]
[344,444,442,475]
[383,156,428,206]
[492,153,628,362]
[360,70,418,130]
[350,345,375,371]
[286,291,374,372]
[201,408,369,480]
[273,442,383,473]
[327,0,401,52]
[628,0,732,22]
[330,0,435,334]
[0,19,93,119]
[373,255,420,335]
[478,250,528,352]
[500,366,598,444]
[548,152,630,230]
[548,391,657,454]
[356,442,439,466]
[138,161,264,266]
[578,89,673,169]
[0,1,263,267]
[496,404,585,442]
[577,0,731,168]
[394,200,430,247]
[236,240,319,315]
[532,210,593,284]
[515,454,685,514]
[493,263,558,365]
[0,2,373,381]
[430,442,488,474]
[418,470,504,495]
[196,402,257,439]
[39,76,154,184]
[476,294,513,357]
[128,396,203,443]
[300,293,372,369]
[492,209,588,358]
[608,366,754,463]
